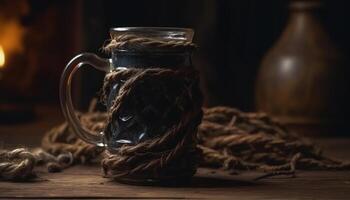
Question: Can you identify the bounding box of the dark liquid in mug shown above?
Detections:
[104,52,192,149]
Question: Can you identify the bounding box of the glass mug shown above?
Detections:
[60,27,196,150]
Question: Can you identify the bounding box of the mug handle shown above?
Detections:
[60,53,110,146]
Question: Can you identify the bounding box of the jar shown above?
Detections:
[60,27,203,184]
[255,1,348,134]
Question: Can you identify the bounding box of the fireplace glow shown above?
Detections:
[0,46,4,68]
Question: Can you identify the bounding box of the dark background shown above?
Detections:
[1,0,350,111]
[76,0,350,111]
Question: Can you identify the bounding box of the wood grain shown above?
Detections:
[1,106,350,199]
[1,166,350,199]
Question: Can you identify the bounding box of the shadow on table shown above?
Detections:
[187,176,256,188]
[110,175,257,188]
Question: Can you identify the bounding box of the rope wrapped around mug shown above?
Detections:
[103,34,196,52]
[101,34,203,180]
[100,68,203,180]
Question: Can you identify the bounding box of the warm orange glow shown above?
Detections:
[0,46,4,68]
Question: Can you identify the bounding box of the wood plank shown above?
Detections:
[1,165,350,199]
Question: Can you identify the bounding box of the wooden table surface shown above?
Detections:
[1,106,350,199]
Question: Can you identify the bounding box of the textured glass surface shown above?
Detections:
[105,27,194,148]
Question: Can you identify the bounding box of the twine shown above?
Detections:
[2,105,350,181]
[103,34,197,52]
[1,34,350,182]
[0,107,350,181]
[0,148,36,180]
[101,34,202,180]
[101,68,203,180]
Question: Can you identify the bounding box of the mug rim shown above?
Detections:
[109,27,194,42]
[110,27,193,33]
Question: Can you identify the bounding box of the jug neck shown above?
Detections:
[284,1,327,37]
